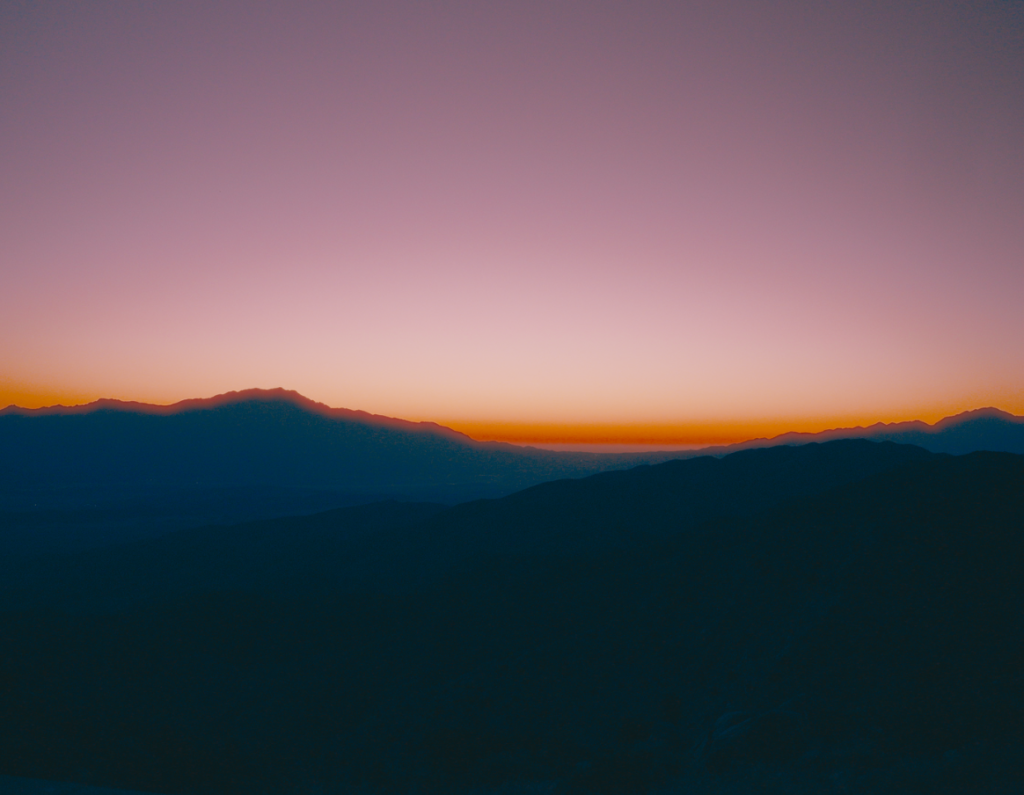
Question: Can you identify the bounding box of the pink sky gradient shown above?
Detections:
[2,1,1023,442]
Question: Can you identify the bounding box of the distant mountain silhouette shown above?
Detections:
[3,390,1020,561]
[5,394,1019,507]
[0,389,682,556]
[0,388,630,505]
[4,440,1024,795]
[709,406,1024,456]
[5,389,1021,565]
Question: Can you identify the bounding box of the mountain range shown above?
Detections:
[0,389,682,557]
[3,391,1024,793]
[705,406,1024,456]
[1,388,673,508]
[2,389,1021,555]
[5,392,1020,503]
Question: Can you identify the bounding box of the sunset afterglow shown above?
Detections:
[3,2,1023,445]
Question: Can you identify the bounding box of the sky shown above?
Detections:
[2,0,1023,445]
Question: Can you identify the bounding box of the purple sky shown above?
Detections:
[3,1,1023,442]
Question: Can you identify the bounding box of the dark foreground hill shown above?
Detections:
[0,439,933,610]
[2,441,1023,794]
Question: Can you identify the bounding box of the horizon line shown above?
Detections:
[3,387,1019,449]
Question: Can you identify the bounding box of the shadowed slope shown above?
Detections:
[0,389,683,556]
[0,439,933,610]
[3,445,1024,794]
[0,388,581,499]
[2,444,1023,794]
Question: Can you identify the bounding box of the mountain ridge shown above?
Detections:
[4,387,1022,453]
[3,389,1021,559]
[0,388,475,442]
[0,389,683,554]
[686,405,1024,457]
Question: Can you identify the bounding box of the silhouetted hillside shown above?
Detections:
[0,440,932,610]
[0,389,680,506]
[717,406,1024,456]
[3,441,1022,794]
[4,391,1020,562]
[0,389,681,556]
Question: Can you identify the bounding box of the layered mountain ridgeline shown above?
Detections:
[714,406,1024,457]
[0,389,683,556]
[3,390,1020,559]
[0,439,932,611]
[2,440,1023,794]
[0,389,684,507]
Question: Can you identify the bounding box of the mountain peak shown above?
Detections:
[165,387,330,413]
[934,406,1020,426]
[1,388,339,418]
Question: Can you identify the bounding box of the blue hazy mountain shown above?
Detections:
[4,392,1019,516]
[3,440,1023,794]
[0,388,685,507]
[4,389,1020,559]
[0,388,683,556]
[712,406,1024,456]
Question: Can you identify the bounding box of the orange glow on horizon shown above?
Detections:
[0,381,167,413]
[0,384,104,412]
[434,415,972,446]
[4,4,1024,459]
[439,421,773,446]
[430,391,1024,445]
[5,381,1018,448]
